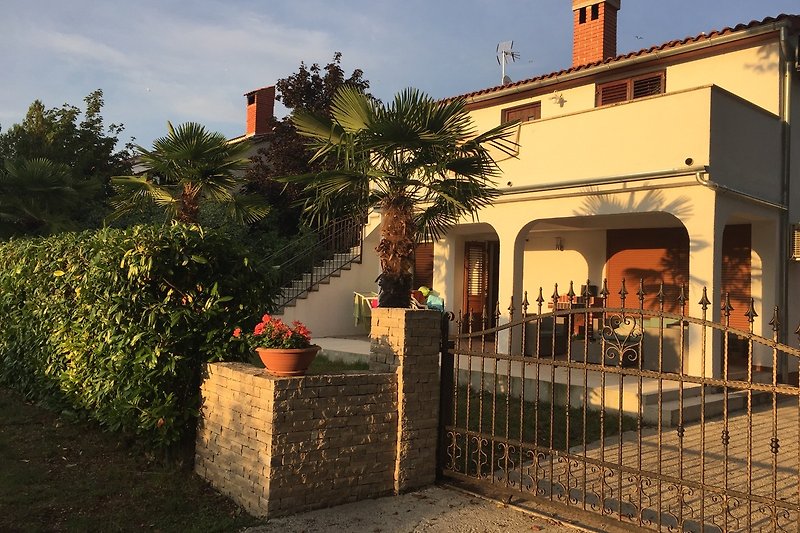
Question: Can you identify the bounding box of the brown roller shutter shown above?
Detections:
[606,227,689,312]
[413,242,434,289]
[721,225,751,331]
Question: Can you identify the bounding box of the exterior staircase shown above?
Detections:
[275,246,363,312]
[266,211,378,316]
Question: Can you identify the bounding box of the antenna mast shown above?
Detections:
[496,40,519,85]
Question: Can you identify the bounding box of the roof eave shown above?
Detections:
[464,16,796,107]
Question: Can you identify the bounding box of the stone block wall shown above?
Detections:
[195,308,442,517]
[370,308,441,493]
[196,363,397,517]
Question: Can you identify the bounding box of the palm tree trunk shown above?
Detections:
[375,199,415,308]
[178,184,199,224]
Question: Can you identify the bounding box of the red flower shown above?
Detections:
[254,323,265,335]
[233,327,242,338]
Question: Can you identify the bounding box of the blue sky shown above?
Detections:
[1,0,797,148]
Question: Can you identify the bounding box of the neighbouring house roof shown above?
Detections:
[456,13,800,104]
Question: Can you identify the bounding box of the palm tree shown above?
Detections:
[110,122,268,225]
[0,157,80,237]
[285,87,517,308]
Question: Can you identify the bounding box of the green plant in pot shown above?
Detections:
[234,315,320,376]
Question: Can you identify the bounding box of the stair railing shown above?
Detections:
[265,212,368,309]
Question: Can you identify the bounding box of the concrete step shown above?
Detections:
[274,248,361,311]
[644,389,771,426]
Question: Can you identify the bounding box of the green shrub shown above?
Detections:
[0,223,278,450]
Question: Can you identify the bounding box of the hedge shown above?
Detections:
[0,224,278,449]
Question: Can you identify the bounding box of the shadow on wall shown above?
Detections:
[572,188,694,223]
[745,44,779,73]
[572,188,707,308]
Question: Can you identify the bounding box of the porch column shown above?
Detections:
[432,236,456,326]
[685,211,724,378]
[495,225,526,354]
[750,220,779,371]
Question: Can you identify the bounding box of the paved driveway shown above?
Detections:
[245,485,581,533]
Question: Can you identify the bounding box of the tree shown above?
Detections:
[110,122,268,225]
[0,90,132,229]
[0,158,82,238]
[0,89,131,182]
[245,52,371,234]
[285,86,518,308]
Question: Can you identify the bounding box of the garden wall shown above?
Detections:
[195,308,442,518]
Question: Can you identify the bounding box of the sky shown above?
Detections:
[1,0,798,149]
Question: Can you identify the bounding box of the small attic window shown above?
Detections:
[591,4,599,20]
[579,7,587,24]
[247,94,255,105]
[596,71,666,107]
[502,102,541,124]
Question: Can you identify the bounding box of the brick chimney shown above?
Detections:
[572,0,620,67]
[244,86,275,137]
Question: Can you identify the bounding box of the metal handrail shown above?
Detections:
[270,213,367,309]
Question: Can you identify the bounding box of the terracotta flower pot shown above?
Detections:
[255,345,321,377]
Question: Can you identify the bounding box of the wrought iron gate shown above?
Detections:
[438,279,800,532]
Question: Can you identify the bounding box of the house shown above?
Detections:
[265,2,800,381]
[426,2,800,380]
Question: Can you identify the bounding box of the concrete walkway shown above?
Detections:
[244,485,582,533]
[316,336,371,364]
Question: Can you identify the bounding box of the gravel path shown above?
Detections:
[245,485,582,533]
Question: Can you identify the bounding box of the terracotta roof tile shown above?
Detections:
[455,14,799,102]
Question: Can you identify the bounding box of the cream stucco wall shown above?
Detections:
[522,229,606,298]
[666,41,782,115]
[709,88,782,200]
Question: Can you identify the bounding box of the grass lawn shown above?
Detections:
[0,356,370,532]
[0,387,263,532]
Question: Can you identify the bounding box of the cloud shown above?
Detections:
[33,31,131,71]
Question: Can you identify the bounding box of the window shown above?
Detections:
[501,101,541,124]
[579,7,587,23]
[591,4,599,20]
[596,72,665,107]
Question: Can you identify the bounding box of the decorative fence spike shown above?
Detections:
[619,278,628,307]
[678,285,687,307]
[657,282,665,304]
[551,283,560,302]
[508,295,515,320]
[745,298,758,323]
[536,288,544,313]
[637,278,646,307]
[582,280,592,300]
[698,287,711,310]
[769,306,781,333]
[722,293,733,317]
[522,291,529,315]
[567,281,576,301]
[600,278,609,299]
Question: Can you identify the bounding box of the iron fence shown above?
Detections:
[439,279,800,532]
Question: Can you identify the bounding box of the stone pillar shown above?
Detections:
[369,307,441,493]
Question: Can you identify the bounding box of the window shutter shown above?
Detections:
[632,74,664,99]
[466,243,486,297]
[502,102,541,124]
[597,71,665,107]
[598,81,629,106]
[413,243,434,288]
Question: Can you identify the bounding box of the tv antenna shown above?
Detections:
[496,40,519,85]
